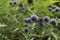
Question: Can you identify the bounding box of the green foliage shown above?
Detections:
[0,0,60,40]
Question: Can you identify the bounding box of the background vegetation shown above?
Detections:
[0,0,60,40]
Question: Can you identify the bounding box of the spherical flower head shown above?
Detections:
[19,3,25,9]
[48,5,53,8]
[24,27,29,33]
[28,0,34,4]
[55,8,60,12]
[48,5,53,11]
[31,14,39,21]
[48,7,52,11]
[24,18,32,23]
[43,16,50,22]
[50,19,57,25]
[9,1,13,5]
[13,1,17,5]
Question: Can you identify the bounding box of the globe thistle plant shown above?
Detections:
[50,18,57,26]
[30,14,39,21]
[48,5,53,11]
[43,16,50,22]
[9,1,13,5]
[19,3,25,9]
[24,27,29,33]
[13,1,17,5]
[24,18,32,23]
[55,8,60,12]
